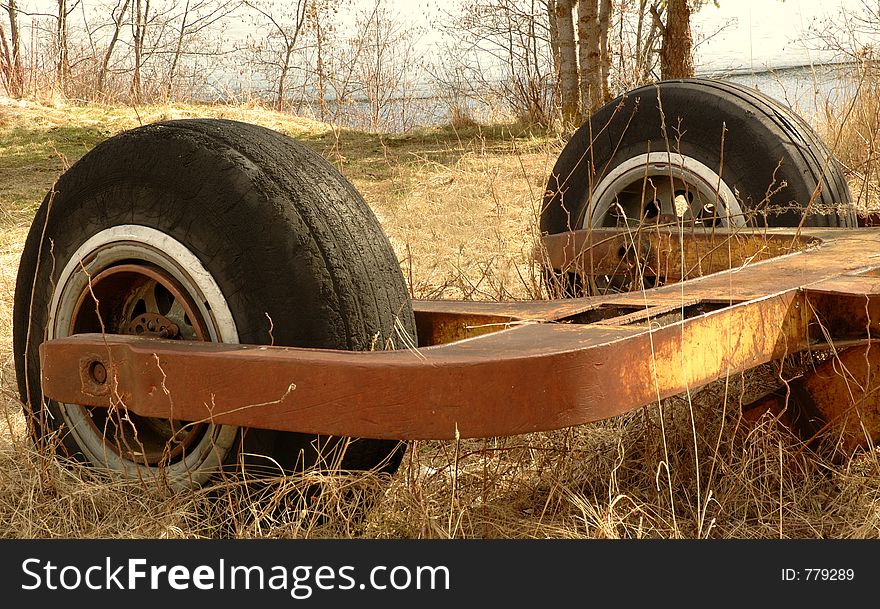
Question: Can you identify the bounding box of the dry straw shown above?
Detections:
[2,80,880,539]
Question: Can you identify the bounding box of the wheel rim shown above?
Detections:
[47,225,239,487]
[575,153,745,294]
[586,152,745,229]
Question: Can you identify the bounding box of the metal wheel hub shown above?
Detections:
[46,225,239,485]
[68,262,210,465]
[588,152,745,229]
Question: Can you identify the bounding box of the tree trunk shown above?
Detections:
[315,16,325,121]
[131,0,149,101]
[555,0,579,123]
[166,0,190,100]
[547,0,560,77]
[56,0,69,93]
[0,23,10,94]
[598,0,611,102]
[98,0,130,96]
[641,1,662,81]
[132,0,142,101]
[635,0,646,78]
[577,0,601,115]
[276,44,291,112]
[244,0,309,114]
[6,0,23,97]
[660,0,694,79]
[371,7,381,131]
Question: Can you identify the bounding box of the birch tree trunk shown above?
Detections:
[547,0,560,77]
[577,0,601,115]
[555,0,579,123]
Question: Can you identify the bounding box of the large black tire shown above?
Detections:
[13,118,416,489]
[542,78,856,236]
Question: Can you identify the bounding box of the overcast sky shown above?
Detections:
[693,0,871,72]
[389,0,872,73]
[20,0,875,74]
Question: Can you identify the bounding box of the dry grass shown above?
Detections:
[815,62,880,211]
[2,96,880,540]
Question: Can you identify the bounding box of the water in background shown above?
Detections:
[236,0,863,132]
[706,62,858,124]
[689,0,865,122]
[308,63,856,133]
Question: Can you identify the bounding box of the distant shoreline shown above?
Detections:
[697,60,861,79]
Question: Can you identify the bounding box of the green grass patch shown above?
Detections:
[0,100,556,227]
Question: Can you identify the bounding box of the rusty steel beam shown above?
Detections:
[742,342,880,457]
[41,291,806,440]
[38,227,880,442]
[410,292,709,346]
[795,344,880,455]
[540,226,818,283]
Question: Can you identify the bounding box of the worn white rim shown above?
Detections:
[48,225,239,488]
[586,152,745,228]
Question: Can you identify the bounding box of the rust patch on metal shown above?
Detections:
[796,345,880,455]
[38,227,880,444]
[39,292,810,440]
[413,311,515,347]
[76,354,111,398]
[127,312,180,339]
[540,227,818,284]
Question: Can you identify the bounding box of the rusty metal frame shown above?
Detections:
[38,226,880,445]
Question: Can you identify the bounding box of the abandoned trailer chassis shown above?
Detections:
[37,226,880,454]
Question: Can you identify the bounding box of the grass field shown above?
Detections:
[2,96,880,539]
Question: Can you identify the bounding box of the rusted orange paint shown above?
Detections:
[798,345,880,455]
[38,227,880,442]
